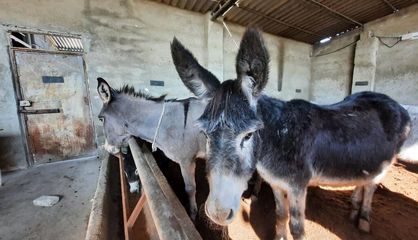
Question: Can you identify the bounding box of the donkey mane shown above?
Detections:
[199,80,261,133]
[116,85,167,102]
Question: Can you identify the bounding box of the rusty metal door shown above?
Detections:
[14,51,96,164]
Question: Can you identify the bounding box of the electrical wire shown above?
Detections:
[222,20,239,49]
[374,36,402,48]
[312,39,359,57]
[313,33,403,57]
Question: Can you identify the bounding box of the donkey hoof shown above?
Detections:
[292,235,306,240]
[349,209,359,221]
[274,230,288,240]
[274,235,287,240]
[358,218,370,233]
[190,209,198,221]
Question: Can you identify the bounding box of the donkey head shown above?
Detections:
[97,77,131,155]
[171,28,269,225]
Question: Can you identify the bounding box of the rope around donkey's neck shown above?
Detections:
[151,101,166,152]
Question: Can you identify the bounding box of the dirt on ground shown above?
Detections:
[0,158,100,240]
[157,155,418,240]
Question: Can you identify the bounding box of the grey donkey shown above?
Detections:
[171,28,411,239]
[96,75,219,219]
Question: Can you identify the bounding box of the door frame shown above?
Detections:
[7,30,97,166]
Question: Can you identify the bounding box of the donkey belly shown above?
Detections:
[309,142,396,187]
[308,126,399,186]
[309,159,393,187]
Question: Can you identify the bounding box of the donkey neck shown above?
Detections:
[120,95,202,149]
[119,96,168,143]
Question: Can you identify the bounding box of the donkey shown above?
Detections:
[122,146,141,193]
[171,28,411,239]
[96,76,219,219]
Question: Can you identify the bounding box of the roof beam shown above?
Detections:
[238,6,321,37]
[304,0,363,27]
[211,0,239,21]
[381,0,398,12]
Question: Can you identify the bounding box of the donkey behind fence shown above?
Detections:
[96,77,216,219]
[170,28,411,239]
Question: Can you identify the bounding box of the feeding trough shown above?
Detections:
[120,138,202,240]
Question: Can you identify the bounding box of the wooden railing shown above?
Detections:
[119,138,202,240]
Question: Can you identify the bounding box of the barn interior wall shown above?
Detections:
[370,6,418,105]
[1,0,416,169]
[311,4,418,105]
[222,24,312,100]
[0,0,312,170]
[310,30,359,104]
[310,4,418,161]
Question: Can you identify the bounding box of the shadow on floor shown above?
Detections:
[153,148,418,240]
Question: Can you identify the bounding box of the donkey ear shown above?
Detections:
[171,37,220,99]
[97,77,112,104]
[236,28,269,99]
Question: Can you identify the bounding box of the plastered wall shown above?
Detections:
[1,0,417,169]
[310,4,418,161]
[311,4,418,105]
[0,0,311,170]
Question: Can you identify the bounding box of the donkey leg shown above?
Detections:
[350,186,364,221]
[287,188,307,240]
[273,188,288,240]
[180,161,198,220]
[251,175,263,202]
[358,183,377,233]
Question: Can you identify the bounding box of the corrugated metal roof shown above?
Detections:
[148,0,418,43]
[151,0,218,13]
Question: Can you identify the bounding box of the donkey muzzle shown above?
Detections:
[103,140,120,155]
[205,201,235,225]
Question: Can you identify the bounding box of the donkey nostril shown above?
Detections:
[226,209,234,221]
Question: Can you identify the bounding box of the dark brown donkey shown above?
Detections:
[171,28,411,239]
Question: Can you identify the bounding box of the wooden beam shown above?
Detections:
[238,6,321,37]
[381,0,398,12]
[211,0,239,21]
[128,138,202,240]
[304,0,363,27]
[118,155,131,240]
[127,193,146,229]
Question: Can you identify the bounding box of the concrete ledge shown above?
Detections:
[85,152,111,240]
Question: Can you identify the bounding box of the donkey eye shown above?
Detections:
[243,132,253,141]
[98,117,104,122]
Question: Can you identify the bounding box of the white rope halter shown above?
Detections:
[151,101,166,152]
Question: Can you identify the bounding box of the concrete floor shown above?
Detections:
[0,158,101,240]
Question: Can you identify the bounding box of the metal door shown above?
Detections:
[14,51,96,164]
